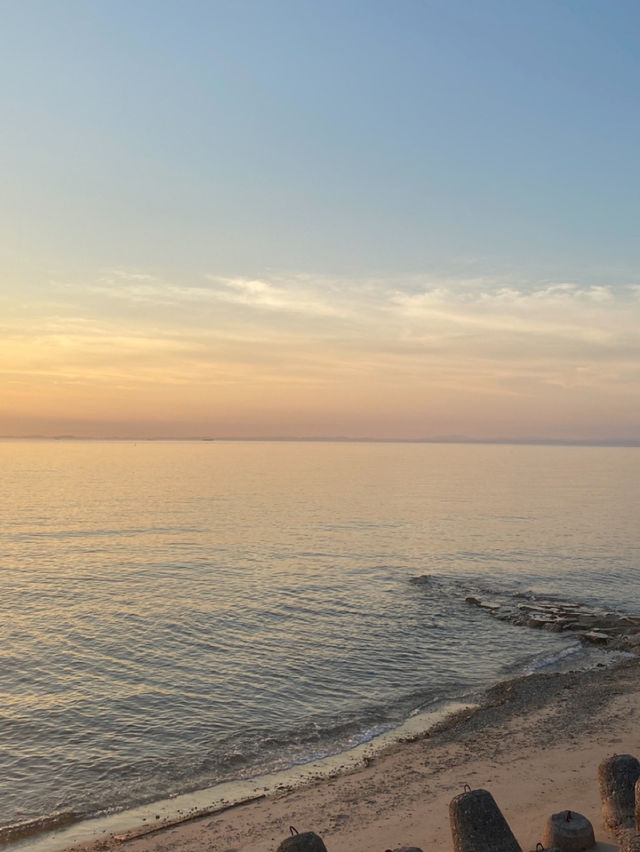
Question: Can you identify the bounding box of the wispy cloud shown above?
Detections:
[388,280,638,352]
[89,271,349,319]
[4,269,640,437]
[204,275,344,317]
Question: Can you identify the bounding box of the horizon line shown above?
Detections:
[2,435,640,448]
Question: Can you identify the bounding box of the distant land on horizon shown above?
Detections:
[3,435,640,447]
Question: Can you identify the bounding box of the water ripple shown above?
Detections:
[1,440,639,830]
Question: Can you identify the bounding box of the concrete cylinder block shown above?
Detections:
[542,810,595,852]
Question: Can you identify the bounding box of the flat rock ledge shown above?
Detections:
[409,575,640,653]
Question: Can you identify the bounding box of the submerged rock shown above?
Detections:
[410,575,433,586]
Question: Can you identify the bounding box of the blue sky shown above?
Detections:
[1,1,639,438]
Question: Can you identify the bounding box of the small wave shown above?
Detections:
[526,644,582,673]
[0,811,81,846]
[343,723,395,747]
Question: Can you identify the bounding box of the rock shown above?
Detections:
[598,754,640,832]
[449,788,522,852]
[388,847,424,852]
[583,631,610,644]
[527,616,557,628]
[544,621,568,633]
[276,831,327,852]
[542,811,595,852]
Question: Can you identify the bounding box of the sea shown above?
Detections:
[2,440,639,847]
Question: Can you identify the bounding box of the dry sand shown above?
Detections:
[63,657,640,852]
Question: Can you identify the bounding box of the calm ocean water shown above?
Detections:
[2,440,639,836]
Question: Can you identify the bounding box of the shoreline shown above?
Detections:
[12,654,640,852]
[7,582,634,852]
[5,697,479,852]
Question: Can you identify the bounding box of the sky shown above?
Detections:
[2,0,640,440]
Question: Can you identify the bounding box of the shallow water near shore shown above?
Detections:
[5,697,480,852]
[2,440,639,846]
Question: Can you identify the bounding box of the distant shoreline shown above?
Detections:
[2,436,640,447]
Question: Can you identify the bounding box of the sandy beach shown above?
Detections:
[54,655,640,852]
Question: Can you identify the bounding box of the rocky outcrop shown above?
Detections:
[410,575,640,652]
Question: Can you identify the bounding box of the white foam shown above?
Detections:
[525,643,633,675]
[526,643,582,672]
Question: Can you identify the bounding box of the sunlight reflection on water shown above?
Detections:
[1,440,639,828]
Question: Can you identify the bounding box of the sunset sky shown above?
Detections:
[2,0,640,440]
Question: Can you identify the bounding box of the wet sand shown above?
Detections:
[53,656,640,852]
